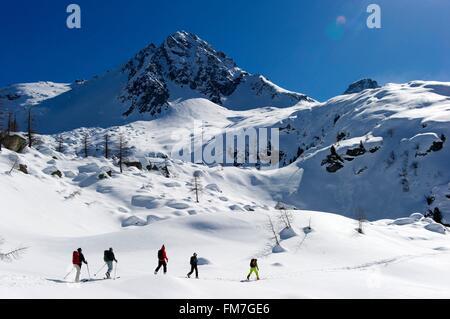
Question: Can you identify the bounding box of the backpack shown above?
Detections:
[72,251,80,265]
[158,249,164,260]
[104,250,109,262]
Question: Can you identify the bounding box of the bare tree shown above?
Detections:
[11,113,18,133]
[355,207,366,234]
[7,112,12,135]
[27,108,35,148]
[267,216,281,246]
[118,133,128,173]
[56,135,64,153]
[0,99,5,151]
[279,209,294,229]
[82,133,90,158]
[191,170,203,203]
[0,237,27,262]
[104,133,110,159]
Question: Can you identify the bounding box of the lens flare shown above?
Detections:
[336,15,346,25]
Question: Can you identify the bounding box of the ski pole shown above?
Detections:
[64,267,74,280]
[114,262,118,280]
[87,264,91,279]
[94,263,107,277]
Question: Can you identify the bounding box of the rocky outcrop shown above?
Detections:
[0,134,27,153]
[321,145,345,173]
[344,79,380,95]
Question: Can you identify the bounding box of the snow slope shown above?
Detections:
[30,80,450,220]
[1,146,450,298]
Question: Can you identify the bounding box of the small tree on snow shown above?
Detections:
[355,207,366,234]
[0,99,4,151]
[0,237,27,262]
[279,210,298,240]
[11,113,19,133]
[279,209,293,229]
[117,133,128,173]
[26,108,36,148]
[191,170,203,203]
[56,135,64,153]
[82,133,90,158]
[104,133,110,159]
[267,216,281,246]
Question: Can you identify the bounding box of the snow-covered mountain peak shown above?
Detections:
[119,31,314,116]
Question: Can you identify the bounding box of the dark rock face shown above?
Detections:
[0,134,27,153]
[428,140,444,152]
[18,164,28,174]
[51,170,62,178]
[321,145,345,173]
[124,161,143,170]
[346,142,366,157]
[120,31,314,116]
[344,79,380,95]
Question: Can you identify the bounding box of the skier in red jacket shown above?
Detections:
[154,245,168,275]
[72,248,88,283]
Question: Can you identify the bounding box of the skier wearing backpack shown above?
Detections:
[247,258,260,281]
[154,245,169,275]
[72,248,88,283]
[103,248,118,279]
[187,253,198,279]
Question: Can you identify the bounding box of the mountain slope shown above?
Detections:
[23,80,450,221]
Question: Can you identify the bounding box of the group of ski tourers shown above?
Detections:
[70,245,260,282]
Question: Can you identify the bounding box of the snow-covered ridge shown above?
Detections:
[0,82,71,108]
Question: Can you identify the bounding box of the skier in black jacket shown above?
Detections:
[187,253,199,279]
[103,248,118,279]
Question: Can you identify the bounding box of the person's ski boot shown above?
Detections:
[105,272,110,279]
[187,274,191,278]
[154,271,157,275]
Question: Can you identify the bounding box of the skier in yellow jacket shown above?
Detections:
[247,258,260,281]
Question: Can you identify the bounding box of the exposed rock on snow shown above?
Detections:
[0,134,27,153]
[244,205,256,212]
[229,204,244,211]
[344,78,380,94]
[275,202,298,210]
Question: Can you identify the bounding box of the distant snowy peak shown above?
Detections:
[344,78,380,95]
[120,31,314,115]
[0,82,71,108]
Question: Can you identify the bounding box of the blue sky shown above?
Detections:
[0,0,449,101]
